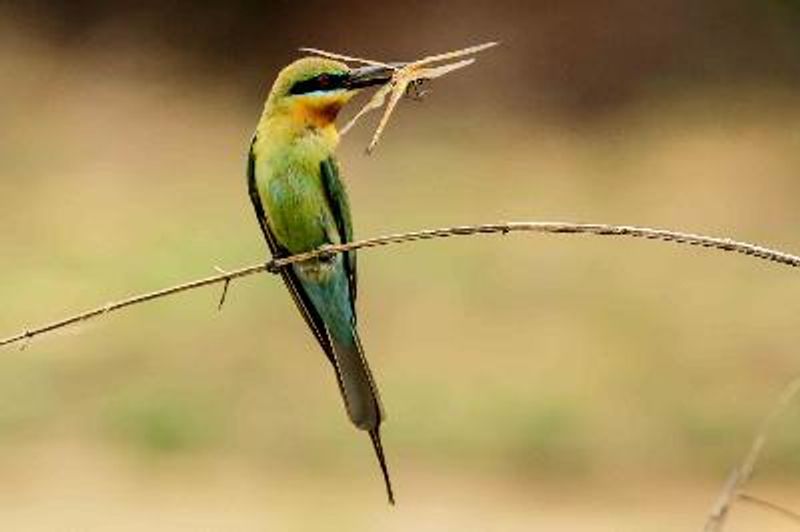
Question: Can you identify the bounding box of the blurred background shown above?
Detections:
[1,1,800,529]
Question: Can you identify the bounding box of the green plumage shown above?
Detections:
[247,56,394,504]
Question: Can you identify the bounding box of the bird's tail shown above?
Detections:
[331,329,394,504]
[369,426,395,505]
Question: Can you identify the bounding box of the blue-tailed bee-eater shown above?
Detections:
[247,57,397,503]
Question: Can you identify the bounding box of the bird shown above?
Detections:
[247,57,397,504]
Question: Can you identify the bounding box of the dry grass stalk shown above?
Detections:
[737,493,800,524]
[301,42,498,152]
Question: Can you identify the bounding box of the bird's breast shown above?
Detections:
[256,157,338,255]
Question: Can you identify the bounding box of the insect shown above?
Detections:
[300,42,498,153]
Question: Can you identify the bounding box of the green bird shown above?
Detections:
[247,57,397,503]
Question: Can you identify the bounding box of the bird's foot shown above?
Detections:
[317,244,336,263]
[266,259,283,274]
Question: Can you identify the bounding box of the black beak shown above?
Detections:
[345,64,402,89]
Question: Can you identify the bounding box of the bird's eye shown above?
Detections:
[288,73,342,95]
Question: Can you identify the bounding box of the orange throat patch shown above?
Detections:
[293,99,345,129]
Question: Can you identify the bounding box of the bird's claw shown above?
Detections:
[317,244,336,262]
[266,260,282,274]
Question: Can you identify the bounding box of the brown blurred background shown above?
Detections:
[1,1,800,530]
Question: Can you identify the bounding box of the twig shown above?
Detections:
[364,58,477,154]
[0,263,266,349]
[2,220,800,350]
[406,42,499,67]
[298,48,395,68]
[308,42,498,152]
[704,376,800,531]
[737,493,800,524]
[213,266,232,310]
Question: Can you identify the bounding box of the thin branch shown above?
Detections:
[737,493,800,524]
[704,376,800,531]
[213,266,232,311]
[0,263,266,349]
[2,220,800,350]
[298,48,396,68]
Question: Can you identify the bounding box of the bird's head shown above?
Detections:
[264,57,395,129]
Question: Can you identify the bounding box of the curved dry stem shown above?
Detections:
[2,221,800,350]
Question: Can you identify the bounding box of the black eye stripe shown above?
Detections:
[289,73,348,95]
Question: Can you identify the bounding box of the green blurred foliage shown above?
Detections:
[101,385,223,454]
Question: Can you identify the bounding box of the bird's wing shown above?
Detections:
[320,157,357,313]
[247,139,337,366]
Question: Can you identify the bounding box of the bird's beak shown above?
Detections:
[345,64,401,90]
